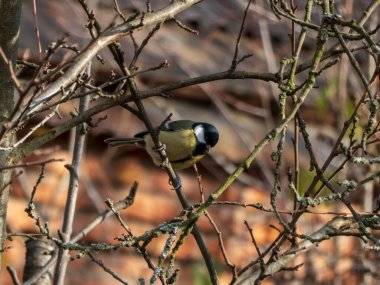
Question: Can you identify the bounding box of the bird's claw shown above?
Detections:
[154,144,166,153]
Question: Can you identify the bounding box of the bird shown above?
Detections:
[104,120,219,170]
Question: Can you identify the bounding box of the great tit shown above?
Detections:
[105,120,219,170]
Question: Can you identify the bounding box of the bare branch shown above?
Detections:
[25,0,203,111]
[0,158,64,171]
[237,217,362,284]
[230,0,253,71]
[88,252,130,285]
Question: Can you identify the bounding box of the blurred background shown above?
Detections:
[2,0,379,284]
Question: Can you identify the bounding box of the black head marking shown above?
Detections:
[203,123,219,147]
[193,122,219,155]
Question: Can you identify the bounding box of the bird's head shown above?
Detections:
[193,122,219,153]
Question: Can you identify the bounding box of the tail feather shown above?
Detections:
[104,137,145,147]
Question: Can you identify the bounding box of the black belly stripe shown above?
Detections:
[193,142,207,156]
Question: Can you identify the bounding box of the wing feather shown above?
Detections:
[164,120,195,131]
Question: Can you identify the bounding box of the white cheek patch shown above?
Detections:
[194,125,206,144]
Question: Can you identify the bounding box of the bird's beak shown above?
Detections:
[205,145,211,153]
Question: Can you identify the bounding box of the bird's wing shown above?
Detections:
[133,120,195,137]
[145,128,197,162]
[164,120,195,131]
[104,137,145,147]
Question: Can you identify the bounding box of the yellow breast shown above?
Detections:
[144,129,202,170]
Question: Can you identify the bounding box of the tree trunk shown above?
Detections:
[23,238,54,285]
[0,0,23,270]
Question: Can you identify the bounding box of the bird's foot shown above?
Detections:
[154,143,166,153]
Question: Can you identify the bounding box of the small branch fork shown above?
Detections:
[230,0,253,72]
[22,182,138,285]
[238,216,363,284]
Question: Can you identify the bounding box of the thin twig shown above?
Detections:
[193,165,238,281]
[0,171,23,196]
[331,24,374,100]
[230,0,253,71]
[32,0,42,56]
[88,252,130,285]
[0,47,22,93]
[172,17,199,35]
[12,107,60,148]
[113,0,127,21]
[6,266,20,285]
[105,199,133,236]
[244,221,265,274]
[129,23,161,69]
